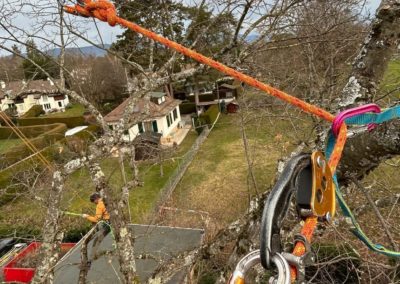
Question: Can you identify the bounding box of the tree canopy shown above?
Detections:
[22,39,59,80]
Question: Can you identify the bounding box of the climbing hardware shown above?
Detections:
[63,1,400,282]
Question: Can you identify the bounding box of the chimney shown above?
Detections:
[0,81,5,89]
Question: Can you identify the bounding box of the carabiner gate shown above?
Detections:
[229,250,290,284]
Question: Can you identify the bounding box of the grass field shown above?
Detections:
[0,130,198,238]
[44,103,86,117]
[378,59,400,103]
[0,139,21,154]
[163,102,315,232]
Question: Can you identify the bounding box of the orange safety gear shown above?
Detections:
[86,199,110,223]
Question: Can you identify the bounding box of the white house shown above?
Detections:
[0,79,69,116]
[104,92,183,145]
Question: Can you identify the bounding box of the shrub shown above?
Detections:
[18,116,85,128]
[187,93,216,103]
[63,226,91,242]
[0,138,74,205]
[65,124,102,154]
[0,123,67,167]
[0,123,100,205]
[179,102,196,114]
[70,124,101,141]
[21,105,44,118]
[199,105,219,125]
[0,124,64,139]
[192,115,205,135]
[306,243,360,282]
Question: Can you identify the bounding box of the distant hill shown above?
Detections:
[245,34,259,42]
[47,44,112,57]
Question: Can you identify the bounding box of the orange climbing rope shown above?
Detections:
[64,1,348,281]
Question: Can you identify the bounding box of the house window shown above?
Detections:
[8,103,15,109]
[152,120,158,132]
[43,95,48,102]
[58,101,63,108]
[166,114,172,127]
[138,122,144,133]
[43,103,51,110]
[173,108,178,120]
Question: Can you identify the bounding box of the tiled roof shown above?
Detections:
[0,79,62,99]
[104,94,181,123]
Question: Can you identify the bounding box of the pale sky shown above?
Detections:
[0,0,383,56]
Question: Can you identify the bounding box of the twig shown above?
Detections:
[351,177,399,252]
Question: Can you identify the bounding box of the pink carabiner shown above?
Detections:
[332,104,381,137]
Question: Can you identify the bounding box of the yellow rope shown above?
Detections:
[0,112,53,171]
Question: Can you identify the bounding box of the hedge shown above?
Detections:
[0,124,63,139]
[187,93,216,103]
[18,116,85,128]
[179,102,196,114]
[199,105,219,125]
[21,105,44,118]
[0,124,101,205]
[0,141,69,205]
[0,123,67,167]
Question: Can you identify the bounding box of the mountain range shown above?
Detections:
[47,44,111,57]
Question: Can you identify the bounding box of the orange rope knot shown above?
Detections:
[65,0,117,26]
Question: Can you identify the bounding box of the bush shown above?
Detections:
[70,124,101,141]
[0,225,41,239]
[305,243,360,282]
[192,115,205,135]
[0,124,63,139]
[64,124,102,154]
[187,93,216,103]
[63,226,91,242]
[21,105,44,118]
[18,116,85,128]
[179,102,196,114]
[0,138,74,205]
[199,105,219,125]
[0,124,101,205]
[0,123,67,167]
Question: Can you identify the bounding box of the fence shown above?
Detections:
[154,126,211,213]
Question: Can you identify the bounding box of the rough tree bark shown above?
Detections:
[86,158,139,283]
[32,170,65,284]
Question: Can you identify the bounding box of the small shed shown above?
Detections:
[213,83,239,99]
[227,101,240,113]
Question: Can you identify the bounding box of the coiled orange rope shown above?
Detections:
[64,1,348,281]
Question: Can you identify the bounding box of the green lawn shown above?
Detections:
[44,103,86,117]
[170,104,315,228]
[0,130,199,238]
[378,59,400,103]
[0,139,22,154]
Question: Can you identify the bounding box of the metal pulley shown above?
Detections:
[296,151,335,220]
[257,152,335,283]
